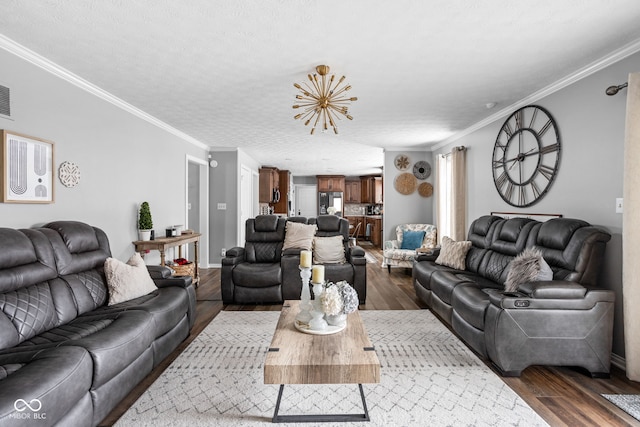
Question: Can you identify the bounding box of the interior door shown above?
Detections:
[295,185,317,218]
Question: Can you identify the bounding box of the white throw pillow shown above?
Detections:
[104,252,157,305]
[434,236,472,270]
[282,221,317,251]
[313,235,346,264]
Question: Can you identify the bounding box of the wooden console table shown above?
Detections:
[133,233,201,285]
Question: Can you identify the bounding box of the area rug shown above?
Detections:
[116,310,548,426]
[601,394,640,422]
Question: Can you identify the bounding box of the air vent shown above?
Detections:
[0,85,10,118]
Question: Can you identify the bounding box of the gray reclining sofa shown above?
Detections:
[413,215,614,377]
[0,221,195,426]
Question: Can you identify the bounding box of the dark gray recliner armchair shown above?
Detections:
[221,215,286,304]
[308,215,367,303]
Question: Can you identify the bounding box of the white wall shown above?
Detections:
[432,50,640,359]
[0,49,207,261]
[383,150,435,241]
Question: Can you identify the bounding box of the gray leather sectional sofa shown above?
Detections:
[222,215,367,304]
[413,215,614,377]
[0,221,196,426]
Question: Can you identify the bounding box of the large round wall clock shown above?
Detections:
[492,105,561,207]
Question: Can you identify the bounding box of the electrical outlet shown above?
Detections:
[221,248,226,257]
[217,203,227,210]
[616,198,624,214]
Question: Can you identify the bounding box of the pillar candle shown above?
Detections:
[300,250,312,268]
[311,265,324,283]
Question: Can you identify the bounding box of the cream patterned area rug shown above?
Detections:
[116,310,548,426]
[601,394,640,421]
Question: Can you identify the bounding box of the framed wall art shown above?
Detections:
[1,130,54,203]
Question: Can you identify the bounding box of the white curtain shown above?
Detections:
[436,146,467,242]
[623,72,640,380]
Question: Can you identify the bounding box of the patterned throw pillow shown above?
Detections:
[434,236,472,270]
[104,252,157,305]
[400,230,426,250]
[504,247,553,292]
[313,235,346,264]
[282,221,317,251]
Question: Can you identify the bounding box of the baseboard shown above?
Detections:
[208,263,221,268]
[611,352,626,371]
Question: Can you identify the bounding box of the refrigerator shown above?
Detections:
[318,192,343,216]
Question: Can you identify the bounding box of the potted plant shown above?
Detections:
[138,201,153,241]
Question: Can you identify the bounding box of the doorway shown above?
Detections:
[186,155,208,268]
[295,185,317,218]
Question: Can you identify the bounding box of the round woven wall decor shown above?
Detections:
[394,154,410,171]
[394,172,417,195]
[58,161,81,188]
[413,161,431,179]
[418,182,433,197]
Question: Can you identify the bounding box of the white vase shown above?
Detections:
[138,230,152,241]
[325,313,347,327]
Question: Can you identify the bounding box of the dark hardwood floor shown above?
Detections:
[100,242,640,426]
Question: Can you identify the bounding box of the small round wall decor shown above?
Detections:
[394,154,410,171]
[413,161,431,179]
[58,161,81,188]
[418,182,433,197]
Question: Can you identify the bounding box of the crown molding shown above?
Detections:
[0,34,208,150]
[432,37,640,151]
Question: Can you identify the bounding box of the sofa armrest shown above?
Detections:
[518,281,587,299]
[416,247,440,262]
[488,282,614,310]
[222,247,245,266]
[147,265,173,279]
[350,245,366,265]
[384,240,399,250]
[153,275,193,289]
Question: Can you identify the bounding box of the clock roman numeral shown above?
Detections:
[538,164,556,180]
[505,182,514,200]
[515,109,523,130]
[538,119,554,137]
[495,171,508,189]
[518,185,527,205]
[528,107,538,129]
[502,122,513,139]
[539,143,560,155]
[530,181,541,199]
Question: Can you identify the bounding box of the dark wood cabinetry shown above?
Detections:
[366,216,382,248]
[272,170,290,214]
[344,215,365,238]
[317,175,345,192]
[345,180,361,203]
[360,176,383,204]
[259,167,280,203]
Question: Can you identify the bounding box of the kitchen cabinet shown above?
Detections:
[259,167,280,203]
[317,175,345,192]
[345,180,361,203]
[360,176,383,204]
[272,170,290,214]
[365,216,383,248]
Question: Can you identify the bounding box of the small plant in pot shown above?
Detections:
[138,201,153,241]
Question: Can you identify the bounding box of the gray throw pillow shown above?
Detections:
[504,247,553,292]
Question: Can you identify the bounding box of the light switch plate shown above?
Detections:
[616,198,623,214]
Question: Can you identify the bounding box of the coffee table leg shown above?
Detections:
[272,384,370,423]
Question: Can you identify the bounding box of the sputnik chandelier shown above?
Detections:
[292,65,358,135]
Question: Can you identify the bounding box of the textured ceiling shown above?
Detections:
[2,1,640,175]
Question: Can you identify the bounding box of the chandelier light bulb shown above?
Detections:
[292,65,357,135]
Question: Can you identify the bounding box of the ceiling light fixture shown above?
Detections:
[292,65,357,135]
[605,82,628,96]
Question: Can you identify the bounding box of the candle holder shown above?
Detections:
[295,267,312,325]
[309,282,328,331]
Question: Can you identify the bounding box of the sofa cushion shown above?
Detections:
[401,230,426,250]
[104,253,157,305]
[232,262,281,287]
[313,236,346,264]
[504,247,553,292]
[435,237,471,270]
[451,284,491,330]
[282,221,317,251]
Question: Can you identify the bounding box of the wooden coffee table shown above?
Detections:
[264,300,380,423]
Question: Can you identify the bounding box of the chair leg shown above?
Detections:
[387,265,391,273]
